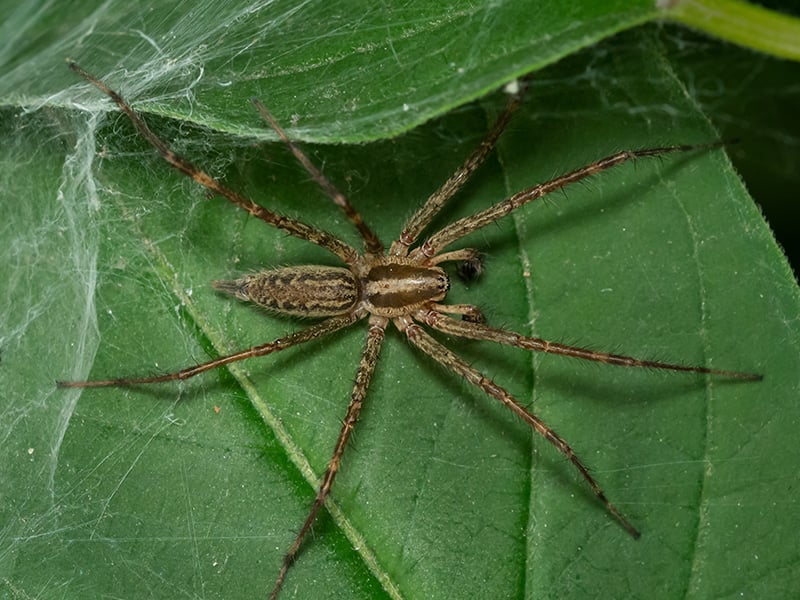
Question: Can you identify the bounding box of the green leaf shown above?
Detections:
[2,3,798,600]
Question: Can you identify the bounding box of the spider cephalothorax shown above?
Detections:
[61,62,761,599]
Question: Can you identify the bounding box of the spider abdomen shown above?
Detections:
[363,262,449,317]
[213,266,359,317]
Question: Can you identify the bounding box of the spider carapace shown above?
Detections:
[60,62,761,599]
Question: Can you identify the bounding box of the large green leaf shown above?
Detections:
[1,2,798,600]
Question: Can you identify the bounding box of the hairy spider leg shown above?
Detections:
[397,316,641,537]
[57,314,359,388]
[252,99,384,255]
[269,317,388,600]
[391,78,528,256]
[67,61,359,265]
[420,311,762,381]
[414,142,729,259]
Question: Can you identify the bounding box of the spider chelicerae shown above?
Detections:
[61,62,761,599]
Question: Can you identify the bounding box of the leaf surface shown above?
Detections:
[1,3,798,600]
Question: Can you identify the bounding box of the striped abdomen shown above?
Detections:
[213,266,359,317]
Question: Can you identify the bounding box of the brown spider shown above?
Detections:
[61,62,761,599]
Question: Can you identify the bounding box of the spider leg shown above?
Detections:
[57,314,359,388]
[418,310,762,380]
[428,247,485,286]
[428,302,485,324]
[426,247,480,266]
[396,316,640,538]
[413,142,727,259]
[67,62,358,265]
[391,79,527,256]
[251,100,384,255]
[270,316,388,600]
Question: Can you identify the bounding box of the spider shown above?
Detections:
[61,62,761,599]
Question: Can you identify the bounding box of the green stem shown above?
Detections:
[664,0,800,61]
